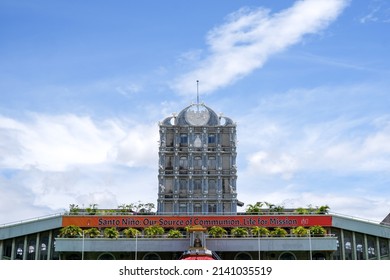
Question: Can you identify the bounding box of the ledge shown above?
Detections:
[55,236,337,252]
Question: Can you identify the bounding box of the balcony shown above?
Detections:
[55,235,337,253]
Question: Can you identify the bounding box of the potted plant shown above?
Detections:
[315,205,330,214]
[270,227,288,237]
[69,204,80,215]
[104,227,119,239]
[59,225,83,238]
[309,225,326,237]
[207,226,227,238]
[291,226,308,237]
[245,202,263,214]
[167,229,183,238]
[144,225,165,238]
[86,203,98,215]
[231,227,249,238]
[294,207,310,214]
[84,227,101,238]
[251,226,270,237]
[123,228,141,238]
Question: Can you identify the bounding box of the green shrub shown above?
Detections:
[208,226,227,238]
[231,227,249,237]
[84,227,100,238]
[270,227,288,237]
[291,226,308,237]
[123,228,141,238]
[59,225,82,238]
[251,226,270,237]
[104,227,119,239]
[144,225,165,238]
[309,225,326,236]
[167,229,183,238]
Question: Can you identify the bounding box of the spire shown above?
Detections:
[196,80,200,105]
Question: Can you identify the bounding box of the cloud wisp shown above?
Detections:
[172,0,349,95]
[233,83,390,222]
[0,113,160,222]
[0,114,158,171]
[238,84,390,179]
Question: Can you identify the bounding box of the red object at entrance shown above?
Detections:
[181,255,215,260]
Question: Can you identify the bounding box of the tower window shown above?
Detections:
[179,157,188,169]
[221,133,230,147]
[180,134,188,145]
[222,155,230,169]
[194,180,202,195]
[194,203,202,213]
[194,156,202,169]
[166,133,174,146]
[208,134,216,144]
[209,180,216,194]
[179,204,187,213]
[208,203,217,213]
[208,156,216,169]
[165,156,173,169]
[179,180,187,196]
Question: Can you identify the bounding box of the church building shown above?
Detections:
[157,102,241,215]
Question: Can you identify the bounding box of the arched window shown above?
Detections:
[143,253,161,260]
[179,156,188,169]
[279,252,296,260]
[193,180,202,195]
[208,156,216,169]
[180,134,188,146]
[194,156,202,169]
[234,252,252,260]
[97,253,116,260]
[312,253,326,260]
[208,180,216,194]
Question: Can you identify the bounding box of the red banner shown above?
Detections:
[62,215,332,228]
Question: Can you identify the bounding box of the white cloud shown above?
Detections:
[237,84,390,177]
[0,114,158,171]
[242,115,390,177]
[247,151,298,179]
[0,113,160,223]
[115,83,142,97]
[360,0,390,24]
[172,0,349,95]
[238,184,390,222]
[234,84,390,222]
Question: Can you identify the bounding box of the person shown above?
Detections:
[193,235,202,247]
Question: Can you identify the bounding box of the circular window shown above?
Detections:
[312,253,326,260]
[97,253,116,260]
[234,252,252,260]
[143,253,161,260]
[67,253,81,260]
[278,252,297,260]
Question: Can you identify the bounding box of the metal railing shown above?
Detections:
[57,233,336,239]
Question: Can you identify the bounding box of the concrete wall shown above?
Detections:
[55,237,337,252]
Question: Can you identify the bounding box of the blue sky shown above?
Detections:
[1,0,390,224]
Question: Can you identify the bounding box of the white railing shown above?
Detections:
[0,212,64,228]
[329,212,384,225]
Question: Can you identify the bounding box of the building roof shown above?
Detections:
[381,213,390,226]
[161,103,234,127]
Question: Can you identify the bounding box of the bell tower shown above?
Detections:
[157,100,240,215]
